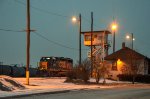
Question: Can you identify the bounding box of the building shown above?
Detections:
[81,30,111,46]
[105,42,150,80]
[81,30,111,60]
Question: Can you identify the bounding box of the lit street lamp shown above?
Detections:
[72,14,82,65]
[126,35,130,39]
[126,33,135,84]
[72,16,77,23]
[126,33,135,50]
[111,22,117,53]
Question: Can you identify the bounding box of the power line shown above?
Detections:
[33,31,78,50]
[0,28,24,32]
[1,27,150,57]
[15,0,69,18]
[0,28,88,51]
[1,27,150,53]
[15,0,100,29]
[33,31,88,51]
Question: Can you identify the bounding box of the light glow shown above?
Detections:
[126,35,130,39]
[72,16,77,23]
[117,59,122,65]
[126,35,135,41]
[111,23,117,31]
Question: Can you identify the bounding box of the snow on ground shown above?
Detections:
[0,75,149,98]
[0,75,25,91]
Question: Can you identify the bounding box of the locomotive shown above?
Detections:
[38,56,73,77]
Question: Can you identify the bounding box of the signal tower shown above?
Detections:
[81,30,111,75]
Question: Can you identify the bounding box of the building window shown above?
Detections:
[98,36,102,40]
[85,35,94,41]
[112,61,117,71]
[94,34,97,38]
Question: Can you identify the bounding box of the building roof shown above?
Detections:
[105,47,148,61]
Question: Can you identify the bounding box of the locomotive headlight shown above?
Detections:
[47,58,50,59]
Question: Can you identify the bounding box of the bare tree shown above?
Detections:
[121,51,143,84]
[70,58,91,83]
[93,59,110,84]
[93,60,101,84]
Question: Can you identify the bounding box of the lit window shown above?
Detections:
[85,35,94,41]
[112,61,117,71]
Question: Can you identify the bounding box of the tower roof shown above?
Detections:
[81,30,111,34]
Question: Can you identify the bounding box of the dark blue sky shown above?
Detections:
[0,0,150,67]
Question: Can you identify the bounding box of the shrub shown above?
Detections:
[66,59,91,83]
[118,74,150,83]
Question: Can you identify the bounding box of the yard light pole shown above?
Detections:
[126,33,135,50]
[131,33,133,50]
[111,23,117,53]
[91,12,93,77]
[72,14,82,66]
[126,33,135,84]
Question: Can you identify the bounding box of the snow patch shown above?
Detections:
[0,76,148,98]
[0,75,25,91]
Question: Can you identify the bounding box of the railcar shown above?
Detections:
[0,65,37,77]
[0,65,11,75]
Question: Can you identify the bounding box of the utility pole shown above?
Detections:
[113,30,115,53]
[79,14,81,66]
[91,12,93,76]
[131,33,133,50]
[26,0,30,85]
[130,33,134,84]
[103,31,106,83]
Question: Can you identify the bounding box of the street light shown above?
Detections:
[126,33,135,83]
[126,35,135,40]
[72,16,77,23]
[126,35,130,39]
[112,24,117,31]
[71,14,82,66]
[111,22,118,53]
[126,33,135,50]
